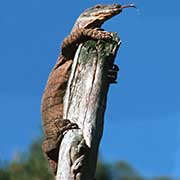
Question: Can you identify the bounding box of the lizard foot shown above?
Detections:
[54,118,79,148]
[55,119,79,132]
[91,28,112,41]
[82,28,113,41]
[107,64,119,84]
[95,29,112,41]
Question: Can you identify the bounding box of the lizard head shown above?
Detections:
[73,4,136,29]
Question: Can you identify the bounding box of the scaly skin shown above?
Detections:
[41,3,135,175]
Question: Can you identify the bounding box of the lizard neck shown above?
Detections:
[71,19,103,33]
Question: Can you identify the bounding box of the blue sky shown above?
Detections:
[0,0,180,178]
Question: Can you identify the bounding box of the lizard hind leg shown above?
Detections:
[42,119,79,175]
[42,119,79,159]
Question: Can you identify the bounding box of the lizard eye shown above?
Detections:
[95,5,101,9]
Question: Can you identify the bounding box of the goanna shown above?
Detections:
[41,3,135,175]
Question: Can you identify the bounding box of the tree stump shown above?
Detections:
[56,33,121,180]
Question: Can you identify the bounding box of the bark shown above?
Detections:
[56,33,121,180]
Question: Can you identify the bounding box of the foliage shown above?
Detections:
[0,138,176,180]
[0,138,54,180]
[95,160,112,180]
[0,168,10,180]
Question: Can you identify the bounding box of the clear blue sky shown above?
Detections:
[0,0,180,178]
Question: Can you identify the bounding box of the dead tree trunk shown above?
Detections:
[56,33,120,180]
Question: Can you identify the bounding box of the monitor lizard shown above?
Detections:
[41,3,135,175]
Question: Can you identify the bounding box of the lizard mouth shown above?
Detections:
[93,3,137,27]
[98,3,136,20]
[112,3,137,15]
[121,4,136,10]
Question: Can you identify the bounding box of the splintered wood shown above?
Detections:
[56,33,120,180]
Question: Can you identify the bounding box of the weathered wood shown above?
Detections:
[56,33,121,180]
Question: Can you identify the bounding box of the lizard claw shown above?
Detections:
[55,119,79,131]
[98,31,112,41]
[107,64,119,84]
[94,27,104,31]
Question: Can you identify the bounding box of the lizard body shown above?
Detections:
[41,3,135,175]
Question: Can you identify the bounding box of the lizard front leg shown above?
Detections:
[61,28,119,84]
[61,28,112,59]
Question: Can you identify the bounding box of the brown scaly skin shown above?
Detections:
[41,3,136,175]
